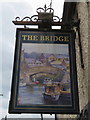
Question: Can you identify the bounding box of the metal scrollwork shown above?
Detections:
[13,6,62,25]
[36,7,45,13]
[36,7,54,13]
[53,16,62,22]
[31,15,38,22]
[15,17,20,21]
[21,17,31,21]
[14,16,38,22]
[46,8,54,13]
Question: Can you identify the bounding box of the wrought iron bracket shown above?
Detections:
[12,18,79,27]
[12,5,81,29]
[12,6,62,28]
[12,12,79,29]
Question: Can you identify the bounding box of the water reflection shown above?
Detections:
[18,85,44,104]
[18,85,71,105]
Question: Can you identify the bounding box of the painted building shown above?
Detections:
[48,54,57,62]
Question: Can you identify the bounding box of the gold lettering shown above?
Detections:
[66,36,69,41]
[50,36,53,41]
[59,36,64,41]
[22,34,69,42]
[40,36,45,41]
[45,36,49,41]
[22,35,27,40]
[64,36,67,41]
[55,36,59,41]
[28,35,33,40]
[33,35,38,41]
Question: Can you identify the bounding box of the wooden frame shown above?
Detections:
[9,28,79,114]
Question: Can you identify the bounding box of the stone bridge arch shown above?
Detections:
[22,66,63,85]
[29,71,56,82]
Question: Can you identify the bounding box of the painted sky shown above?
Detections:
[0,0,64,119]
[22,43,69,55]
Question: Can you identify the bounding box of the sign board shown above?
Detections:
[9,29,79,114]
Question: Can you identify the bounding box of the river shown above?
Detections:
[18,85,71,105]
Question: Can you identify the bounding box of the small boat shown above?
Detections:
[43,84,61,102]
[43,93,60,102]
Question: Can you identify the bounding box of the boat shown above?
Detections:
[43,84,61,102]
[43,93,60,102]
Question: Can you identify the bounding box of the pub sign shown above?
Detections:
[9,28,79,114]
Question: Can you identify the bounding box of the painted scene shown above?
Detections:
[17,43,72,105]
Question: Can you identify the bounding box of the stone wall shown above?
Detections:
[57,2,89,119]
[76,2,88,111]
[88,2,90,103]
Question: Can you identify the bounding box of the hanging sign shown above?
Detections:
[9,29,79,114]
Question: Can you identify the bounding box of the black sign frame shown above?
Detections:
[9,28,79,114]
